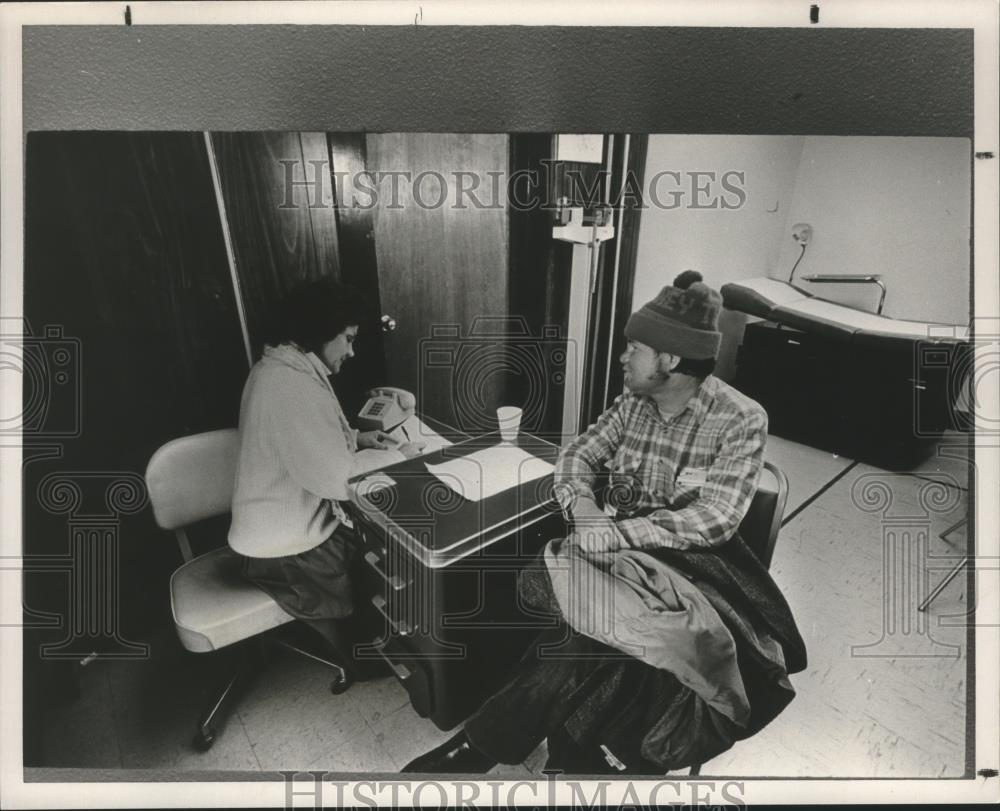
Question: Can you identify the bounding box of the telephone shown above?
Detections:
[358,387,416,432]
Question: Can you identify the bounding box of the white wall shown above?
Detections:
[630,135,971,382]
[632,135,805,380]
[775,137,971,325]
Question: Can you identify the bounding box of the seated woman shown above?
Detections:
[228,278,422,678]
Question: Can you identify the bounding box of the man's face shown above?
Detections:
[319,325,358,375]
[620,340,672,393]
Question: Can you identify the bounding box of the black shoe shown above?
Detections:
[401,730,497,773]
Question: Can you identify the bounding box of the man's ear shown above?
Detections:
[657,353,681,373]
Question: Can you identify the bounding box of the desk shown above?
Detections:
[347,428,566,730]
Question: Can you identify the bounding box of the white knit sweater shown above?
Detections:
[228,344,404,558]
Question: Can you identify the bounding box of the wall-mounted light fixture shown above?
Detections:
[791,222,813,246]
[788,223,813,282]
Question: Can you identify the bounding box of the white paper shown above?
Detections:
[354,472,396,494]
[386,414,453,455]
[424,444,554,502]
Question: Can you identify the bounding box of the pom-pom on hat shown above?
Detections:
[624,271,723,360]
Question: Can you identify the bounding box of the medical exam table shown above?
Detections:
[721,277,971,466]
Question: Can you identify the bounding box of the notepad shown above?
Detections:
[424,445,554,502]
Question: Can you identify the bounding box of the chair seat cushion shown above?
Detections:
[170,546,294,653]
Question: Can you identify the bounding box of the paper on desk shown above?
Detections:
[386,415,453,455]
[354,472,396,494]
[424,444,554,502]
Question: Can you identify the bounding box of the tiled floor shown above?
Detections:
[31,432,972,779]
[702,457,969,777]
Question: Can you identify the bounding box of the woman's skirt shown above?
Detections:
[240,521,358,620]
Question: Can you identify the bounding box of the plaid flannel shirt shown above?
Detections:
[553,376,767,551]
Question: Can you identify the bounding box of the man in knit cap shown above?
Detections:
[404,272,804,775]
[553,268,768,554]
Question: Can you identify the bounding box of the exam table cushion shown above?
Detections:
[718,277,813,320]
[721,277,970,343]
[170,546,294,653]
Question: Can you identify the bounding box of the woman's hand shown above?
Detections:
[397,441,427,459]
[358,430,394,450]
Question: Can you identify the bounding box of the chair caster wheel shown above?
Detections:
[330,671,352,695]
[193,729,216,752]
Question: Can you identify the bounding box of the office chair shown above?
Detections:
[145,429,350,752]
[687,459,788,775]
[733,459,789,570]
[544,460,790,776]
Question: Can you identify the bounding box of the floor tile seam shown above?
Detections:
[235,709,264,771]
[99,662,128,770]
[358,714,403,772]
[301,716,401,773]
[238,674,334,716]
[903,471,969,492]
[780,468,968,531]
[103,667,127,770]
[780,460,862,527]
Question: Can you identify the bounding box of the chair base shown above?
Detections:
[190,626,350,752]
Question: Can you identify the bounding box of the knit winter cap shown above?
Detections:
[624,270,723,360]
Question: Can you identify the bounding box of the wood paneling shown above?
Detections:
[25,132,248,467]
[300,131,343,278]
[23,132,248,658]
[366,134,510,431]
[210,132,342,355]
[507,134,570,442]
[327,133,387,420]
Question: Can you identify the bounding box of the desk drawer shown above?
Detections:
[370,592,415,637]
[352,512,415,593]
[359,547,411,594]
[376,636,433,719]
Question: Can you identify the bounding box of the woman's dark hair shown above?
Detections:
[268,278,368,354]
[670,269,716,379]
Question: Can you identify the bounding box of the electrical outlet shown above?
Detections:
[792,223,813,245]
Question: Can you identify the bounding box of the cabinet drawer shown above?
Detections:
[376,636,433,718]
[359,547,410,594]
[370,592,415,637]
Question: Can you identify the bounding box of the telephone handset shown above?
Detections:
[358,387,416,432]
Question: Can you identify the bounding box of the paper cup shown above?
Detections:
[497,406,523,442]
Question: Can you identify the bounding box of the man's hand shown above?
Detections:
[567,523,619,554]
[570,496,607,524]
[358,429,394,450]
[567,496,620,554]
